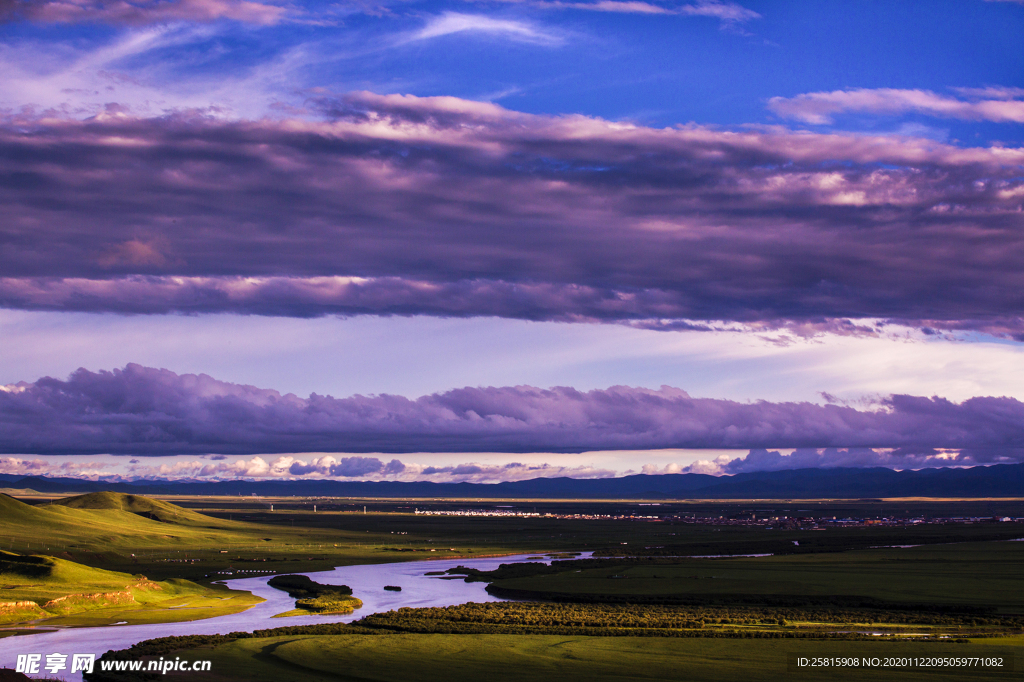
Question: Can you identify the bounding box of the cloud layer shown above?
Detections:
[683,445,1022,476]
[1,93,1023,335]
[0,0,289,25]
[3,364,1024,456]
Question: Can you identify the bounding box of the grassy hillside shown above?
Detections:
[6,491,1024,594]
[0,550,262,626]
[0,492,563,581]
[1,492,248,548]
[52,492,227,526]
[0,493,361,580]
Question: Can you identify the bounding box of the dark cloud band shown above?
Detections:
[1,94,1023,334]
[3,364,1024,456]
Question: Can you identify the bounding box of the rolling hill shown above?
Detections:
[52,491,224,526]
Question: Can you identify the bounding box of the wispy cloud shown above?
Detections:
[3,364,1024,456]
[678,0,759,22]
[553,1,678,15]
[492,0,760,23]
[0,22,327,120]
[951,86,1024,100]
[768,87,1024,124]
[410,12,563,45]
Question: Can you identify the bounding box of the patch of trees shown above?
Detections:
[353,601,1022,635]
[266,574,359,614]
[446,562,563,582]
[294,594,361,614]
[483,584,1003,615]
[266,574,352,598]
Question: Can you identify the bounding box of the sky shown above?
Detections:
[0,0,1023,483]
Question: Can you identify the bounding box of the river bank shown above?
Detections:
[1,552,584,680]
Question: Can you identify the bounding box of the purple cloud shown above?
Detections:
[0,94,1023,335]
[0,0,289,25]
[381,458,405,474]
[3,364,1024,456]
[718,446,1024,474]
[330,456,386,477]
[285,455,390,477]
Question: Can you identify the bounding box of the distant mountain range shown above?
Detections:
[3,463,1024,498]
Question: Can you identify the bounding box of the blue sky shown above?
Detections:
[0,0,1022,481]
[3,0,1022,140]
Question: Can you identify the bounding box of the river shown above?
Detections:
[2,552,586,680]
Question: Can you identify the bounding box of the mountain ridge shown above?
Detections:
[3,463,1024,498]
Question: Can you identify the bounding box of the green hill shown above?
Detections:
[0,549,262,626]
[0,549,145,593]
[0,492,256,561]
[52,491,218,526]
[0,490,441,584]
[0,493,48,522]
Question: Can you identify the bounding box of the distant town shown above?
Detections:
[413,507,1022,528]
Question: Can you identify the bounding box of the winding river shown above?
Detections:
[2,552,587,680]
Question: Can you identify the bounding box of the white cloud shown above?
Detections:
[679,0,760,23]
[0,22,328,120]
[108,454,618,482]
[495,0,760,22]
[411,12,563,45]
[568,1,676,14]
[768,87,1024,125]
[952,86,1024,100]
[0,455,121,479]
[0,456,51,475]
[642,454,735,475]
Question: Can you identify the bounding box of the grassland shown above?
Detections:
[84,630,1022,682]
[5,492,1024,582]
[79,537,1024,680]
[0,550,262,627]
[17,491,1012,681]
[0,492,583,582]
[479,541,1024,612]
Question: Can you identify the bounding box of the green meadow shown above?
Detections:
[484,541,1024,612]
[0,492,277,627]
[90,631,1022,682]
